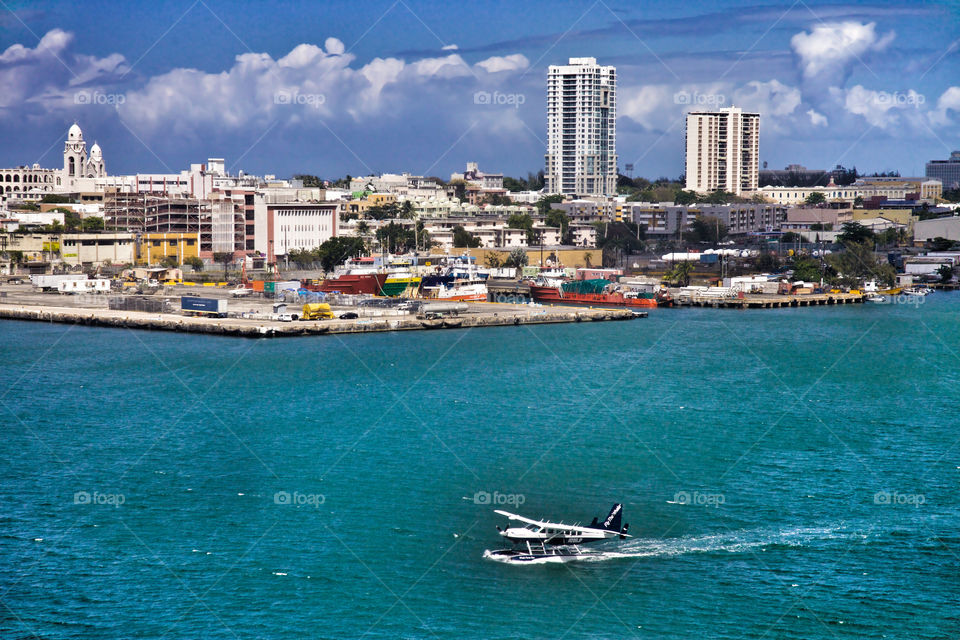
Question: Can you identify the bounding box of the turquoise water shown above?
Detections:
[2,295,959,639]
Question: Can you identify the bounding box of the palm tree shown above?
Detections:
[665,260,693,286]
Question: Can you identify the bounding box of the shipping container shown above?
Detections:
[252,280,265,292]
[181,296,228,317]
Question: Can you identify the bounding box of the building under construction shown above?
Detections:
[103,190,245,258]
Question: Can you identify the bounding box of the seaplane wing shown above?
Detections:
[494,504,631,538]
[493,510,601,533]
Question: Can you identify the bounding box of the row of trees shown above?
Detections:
[287,236,368,272]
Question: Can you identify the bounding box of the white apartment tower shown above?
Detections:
[684,107,759,196]
[545,57,617,196]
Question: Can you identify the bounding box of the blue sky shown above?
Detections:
[1,0,958,181]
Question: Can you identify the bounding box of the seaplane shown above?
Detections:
[483,504,630,564]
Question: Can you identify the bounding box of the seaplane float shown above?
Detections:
[483,503,630,564]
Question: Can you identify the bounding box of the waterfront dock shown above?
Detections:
[0,296,635,338]
[678,291,864,309]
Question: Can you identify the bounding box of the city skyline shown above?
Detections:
[0,0,958,180]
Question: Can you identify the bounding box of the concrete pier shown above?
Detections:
[0,301,636,338]
[678,292,864,309]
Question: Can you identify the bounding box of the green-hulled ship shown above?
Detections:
[379,271,422,297]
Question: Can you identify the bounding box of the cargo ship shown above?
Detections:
[529,278,669,308]
[317,270,389,295]
[380,271,422,297]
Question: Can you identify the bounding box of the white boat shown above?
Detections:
[865,293,887,303]
[902,287,931,296]
[423,280,487,302]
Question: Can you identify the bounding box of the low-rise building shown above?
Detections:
[914,216,960,244]
[138,232,200,266]
[253,198,338,263]
[61,232,136,267]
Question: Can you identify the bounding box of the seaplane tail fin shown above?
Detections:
[619,523,630,539]
[600,503,623,532]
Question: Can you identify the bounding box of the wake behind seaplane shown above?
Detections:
[483,504,630,564]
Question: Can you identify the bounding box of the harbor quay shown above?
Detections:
[0,284,637,338]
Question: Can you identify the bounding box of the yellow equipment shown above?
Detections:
[301,303,334,320]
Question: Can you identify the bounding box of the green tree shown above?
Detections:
[316,236,367,271]
[293,174,322,187]
[755,252,781,272]
[937,264,954,283]
[853,195,864,208]
[688,215,728,244]
[40,194,72,204]
[484,251,504,268]
[81,216,105,232]
[159,255,180,269]
[544,209,571,244]
[826,241,895,287]
[664,261,694,286]
[212,252,233,279]
[507,213,535,244]
[675,190,697,205]
[804,192,826,205]
[837,221,875,245]
[183,256,204,271]
[791,254,822,283]
[505,247,528,269]
[928,237,956,251]
[452,225,481,248]
[780,232,802,243]
[63,210,82,232]
[375,222,416,254]
[399,200,416,219]
[535,195,564,215]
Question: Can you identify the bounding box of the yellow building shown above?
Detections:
[345,192,398,216]
[138,232,200,266]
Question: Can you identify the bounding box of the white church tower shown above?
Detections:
[63,123,87,179]
[60,123,106,190]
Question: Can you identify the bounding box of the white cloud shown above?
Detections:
[619,80,803,134]
[807,109,828,127]
[733,80,801,118]
[791,21,894,85]
[475,54,529,74]
[0,28,72,63]
[833,84,927,129]
[0,29,129,111]
[930,86,960,126]
[441,44,459,51]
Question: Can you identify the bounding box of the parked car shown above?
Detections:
[339,311,359,319]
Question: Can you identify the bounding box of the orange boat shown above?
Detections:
[529,278,670,308]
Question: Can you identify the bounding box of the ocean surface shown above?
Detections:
[2,294,959,639]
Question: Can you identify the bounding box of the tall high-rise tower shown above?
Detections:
[684,107,759,196]
[545,57,617,196]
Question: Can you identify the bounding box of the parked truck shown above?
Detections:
[181,296,228,317]
[301,303,334,320]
